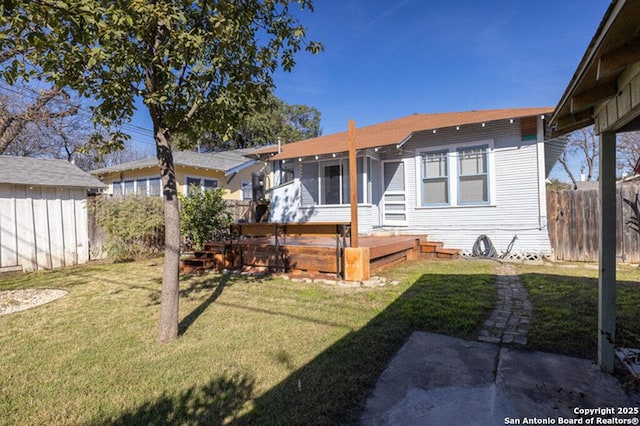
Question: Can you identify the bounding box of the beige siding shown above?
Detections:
[97,163,266,200]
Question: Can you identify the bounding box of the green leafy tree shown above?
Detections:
[188,93,322,151]
[179,186,232,251]
[0,0,322,342]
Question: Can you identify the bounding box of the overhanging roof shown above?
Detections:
[551,0,640,136]
[0,156,106,188]
[265,108,553,161]
[91,150,256,177]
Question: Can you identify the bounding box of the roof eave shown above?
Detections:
[550,0,627,135]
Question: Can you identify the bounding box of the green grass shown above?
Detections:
[0,258,495,425]
[517,262,640,360]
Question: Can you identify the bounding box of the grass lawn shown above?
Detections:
[0,258,496,425]
[516,262,640,361]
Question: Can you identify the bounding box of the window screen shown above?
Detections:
[422,151,449,205]
[458,146,488,204]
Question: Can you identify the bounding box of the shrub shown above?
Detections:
[179,187,232,251]
[92,196,164,261]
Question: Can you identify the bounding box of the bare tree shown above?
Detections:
[0,85,79,154]
[3,101,149,171]
[558,126,599,188]
[617,131,640,177]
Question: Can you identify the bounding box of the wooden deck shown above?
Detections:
[182,226,460,279]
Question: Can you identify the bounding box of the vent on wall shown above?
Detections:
[520,116,538,141]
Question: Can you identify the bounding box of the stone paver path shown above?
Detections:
[478,264,531,346]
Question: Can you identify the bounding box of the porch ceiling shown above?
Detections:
[551,0,640,136]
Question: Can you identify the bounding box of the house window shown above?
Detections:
[186,177,219,194]
[113,181,123,197]
[149,178,162,196]
[203,179,218,190]
[279,159,295,186]
[136,179,148,196]
[421,150,449,206]
[301,157,371,206]
[458,146,489,204]
[241,181,252,200]
[123,180,135,196]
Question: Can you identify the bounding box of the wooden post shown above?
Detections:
[348,120,359,248]
[598,130,617,373]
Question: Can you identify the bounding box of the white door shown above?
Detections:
[382,161,407,226]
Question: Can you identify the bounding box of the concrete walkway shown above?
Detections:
[362,264,636,425]
[362,332,634,425]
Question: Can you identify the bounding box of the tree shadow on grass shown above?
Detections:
[178,273,269,336]
[99,372,255,425]
[230,272,496,425]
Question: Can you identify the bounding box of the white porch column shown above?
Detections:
[598,130,617,372]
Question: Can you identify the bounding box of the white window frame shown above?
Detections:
[112,175,163,197]
[420,149,450,207]
[457,145,490,206]
[415,139,495,209]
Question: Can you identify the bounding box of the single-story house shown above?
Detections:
[0,155,106,272]
[91,149,267,200]
[255,107,567,258]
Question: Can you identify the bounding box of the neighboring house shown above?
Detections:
[90,149,266,201]
[0,156,106,272]
[257,108,567,258]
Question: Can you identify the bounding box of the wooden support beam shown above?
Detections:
[597,37,640,80]
[598,130,617,373]
[553,110,593,136]
[348,120,359,248]
[570,81,618,113]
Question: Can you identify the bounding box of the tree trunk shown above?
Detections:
[156,129,181,343]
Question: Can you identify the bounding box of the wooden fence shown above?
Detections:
[547,183,640,262]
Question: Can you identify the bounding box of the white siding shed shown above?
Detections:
[0,156,105,272]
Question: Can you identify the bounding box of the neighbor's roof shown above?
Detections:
[0,156,106,188]
[90,150,256,176]
[258,107,554,160]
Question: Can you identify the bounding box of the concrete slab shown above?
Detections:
[497,347,631,418]
[362,332,634,426]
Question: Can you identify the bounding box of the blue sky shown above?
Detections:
[130,0,610,163]
[272,0,610,135]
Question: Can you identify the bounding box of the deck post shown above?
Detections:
[598,130,616,373]
[348,120,359,248]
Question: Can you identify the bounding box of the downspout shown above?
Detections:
[536,115,548,230]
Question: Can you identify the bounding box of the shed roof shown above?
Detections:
[90,150,256,176]
[0,156,106,188]
[257,107,554,161]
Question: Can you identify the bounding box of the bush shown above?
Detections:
[179,187,232,251]
[92,196,164,261]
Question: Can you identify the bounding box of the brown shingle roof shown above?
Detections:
[268,107,553,160]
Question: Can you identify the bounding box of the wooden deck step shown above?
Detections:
[435,248,460,259]
[181,257,215,273]
[192,250,220,259]
[420,241,443,253]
